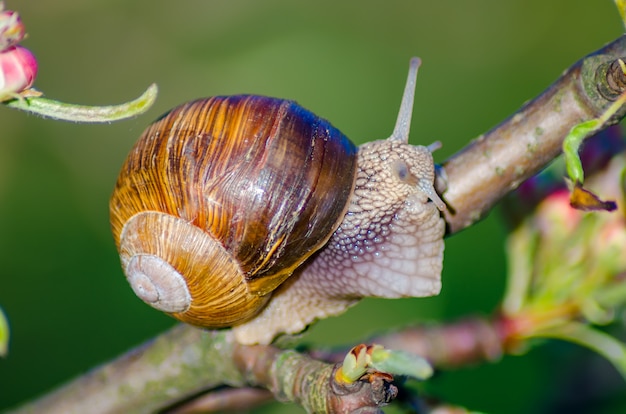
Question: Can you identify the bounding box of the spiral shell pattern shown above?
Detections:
[110,95,358,327]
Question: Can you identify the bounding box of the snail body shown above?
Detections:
[110,58,446,344]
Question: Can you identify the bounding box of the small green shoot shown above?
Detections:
[335,344,432,384]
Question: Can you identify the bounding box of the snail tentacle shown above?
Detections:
[389,57,421,143]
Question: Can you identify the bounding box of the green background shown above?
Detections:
[1,1,625,413]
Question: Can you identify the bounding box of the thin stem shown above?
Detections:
[537,321,626,379]
[4,83,158,123]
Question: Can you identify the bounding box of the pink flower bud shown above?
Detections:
[534,189,583,237]
[0,6,25,51]
[0,45,37,100]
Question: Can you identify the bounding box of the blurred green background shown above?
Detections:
[1,1,625,413]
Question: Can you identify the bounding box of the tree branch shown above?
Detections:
[168,387,273,414]
[9,326,397,414]
[442,34,626,234]
[9,34,626,414]
[9,326,243,414]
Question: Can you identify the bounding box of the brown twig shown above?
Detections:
[8,34,626,414]
[373,317,505,369]
[308,316,505,370]
[167,388,273,414]
[442,34,626,234]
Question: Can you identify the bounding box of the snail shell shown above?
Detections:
[110,96,358,327]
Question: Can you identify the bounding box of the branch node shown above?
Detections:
[596,58,626,100]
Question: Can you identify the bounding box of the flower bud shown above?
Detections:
[0,45,37,101]
[534,189,583,238]
[0,3,25,51]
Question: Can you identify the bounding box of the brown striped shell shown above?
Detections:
[110,95,358,328]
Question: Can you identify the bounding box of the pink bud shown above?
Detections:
[534,189,583,237]
[0,8,25,51]
[0,45,37,100]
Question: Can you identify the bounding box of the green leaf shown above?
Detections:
[369,348,433,380]
[337,345,433,383]
[563,119,600,184]
[0,306,9,357]
[615,0,626,28]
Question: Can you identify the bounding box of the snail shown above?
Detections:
[110,57,446,345]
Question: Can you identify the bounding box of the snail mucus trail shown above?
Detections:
[110,57,446,345]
